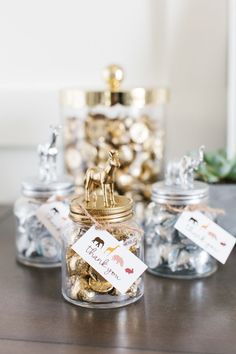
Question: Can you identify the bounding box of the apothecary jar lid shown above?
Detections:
[69,195,133,224]
[60,65,169,108]
[152,181,209,206]
[22,176,75,199]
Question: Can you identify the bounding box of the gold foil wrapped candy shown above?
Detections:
[69,276,95,301]
[88,277,113,294]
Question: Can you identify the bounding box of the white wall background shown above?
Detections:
[0,0,227,202]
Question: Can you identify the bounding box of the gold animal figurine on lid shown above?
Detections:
[84,150,120,207]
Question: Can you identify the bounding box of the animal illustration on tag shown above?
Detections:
[201,223,225,245]
[208,231,217,240]
[112,254,124,267]
[105,245,120,254]
[125,268,134,274]
[92,237,104,248]
[188,217,198,225]
[51,207,59,215]
[201,224,209,230]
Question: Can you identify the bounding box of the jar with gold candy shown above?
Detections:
[60,65,168,209]
[144,147,218,279]
[62,151,145,308]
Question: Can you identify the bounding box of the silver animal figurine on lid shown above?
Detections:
[38,125,61,183]
[165,145,205,188]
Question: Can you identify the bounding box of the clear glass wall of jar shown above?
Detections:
[14,178,74,268]
[60,66,168,206]
[62,195,144,308]
[144,181,218,279]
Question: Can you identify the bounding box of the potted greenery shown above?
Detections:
[197,149,236,183]
[197,149,236,236]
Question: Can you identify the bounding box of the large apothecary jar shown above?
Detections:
[60,65,168,203]
[144,180,218,279]
[62,195,144,309]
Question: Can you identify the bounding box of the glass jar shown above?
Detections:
[14,177,74,268]
[62,195,144,308]
[144,181,218,279]
[60,65,168,205]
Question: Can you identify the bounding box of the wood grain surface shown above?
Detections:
[0,207,236,354]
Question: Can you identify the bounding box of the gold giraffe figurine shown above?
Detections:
[85,150,120,207]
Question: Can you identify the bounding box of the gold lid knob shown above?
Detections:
[103,64,124,92]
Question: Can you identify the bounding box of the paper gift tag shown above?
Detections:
[72,225,147,294]
[36,201,71,244]
[175,211,236,264]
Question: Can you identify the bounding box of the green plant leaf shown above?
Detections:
[227,162,236,180]
[218,161,234,178]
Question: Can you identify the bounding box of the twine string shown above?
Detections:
[27,195,68,205]
[165,203,225,215]
[76,202,144,236]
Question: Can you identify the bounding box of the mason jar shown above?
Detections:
[62,195,144,308]
[144,181,218,279]
[14,177,74,268]
[60,65,168,205]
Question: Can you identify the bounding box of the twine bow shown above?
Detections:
[165,203,225,215]
[28,195,69,205]
[76,202,144,236]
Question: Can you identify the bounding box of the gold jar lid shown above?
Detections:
[60,64,169,108]
[69,195,133,224]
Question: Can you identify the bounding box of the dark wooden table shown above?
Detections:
[0,205,236,354]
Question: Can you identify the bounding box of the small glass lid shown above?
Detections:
[70,195,133,224]
[22,176,74,199]
[152,181,209,205]
[60,65,169,108]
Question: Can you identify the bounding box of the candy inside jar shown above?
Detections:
[61,65,168,207]
[62,209,143,308]
[62,150,145,308]
[144,147,218,279]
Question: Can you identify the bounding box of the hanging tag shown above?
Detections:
[36,201,71,244]
[175,211,236,264]
[72,225,147,294]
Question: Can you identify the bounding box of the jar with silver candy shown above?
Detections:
[60,65,169,207]
[144,147,218,279]
[14,126,74,268]
[62,151,144,308]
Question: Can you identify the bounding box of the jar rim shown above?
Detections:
[21,176,75,199]
[69,195,133,224]
[151,181,209,206]
[60,88,169,108]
